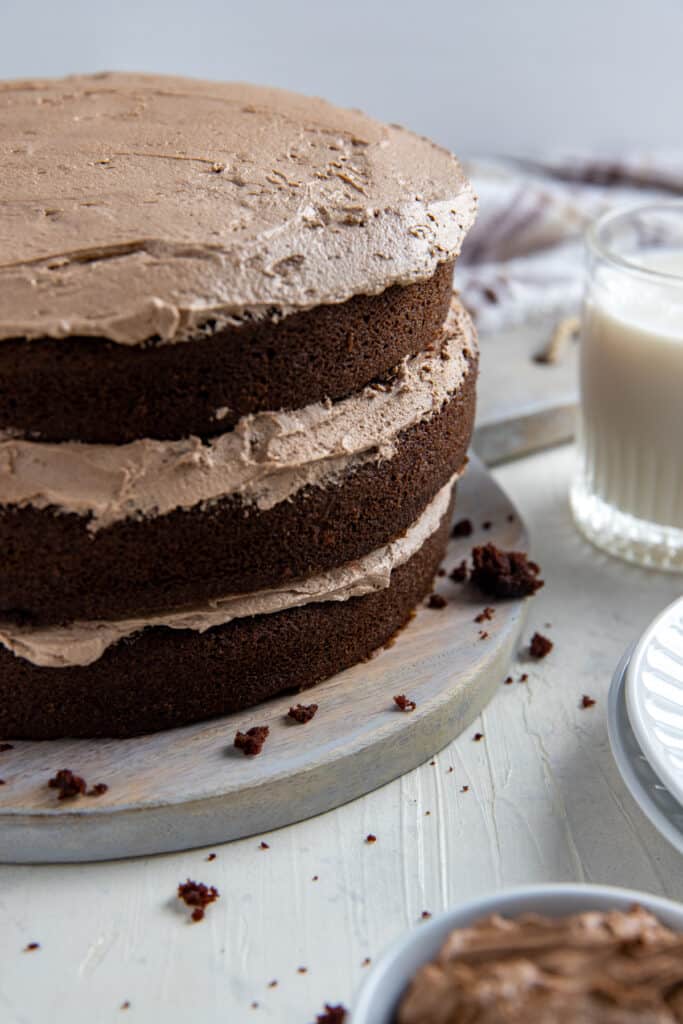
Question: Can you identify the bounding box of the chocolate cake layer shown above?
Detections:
[0,263,453,444]
[0,359,475,624]
[0,495,453,739]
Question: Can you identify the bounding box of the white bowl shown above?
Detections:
[350,883,683,1024]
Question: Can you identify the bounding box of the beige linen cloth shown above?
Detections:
[459,152,683,332]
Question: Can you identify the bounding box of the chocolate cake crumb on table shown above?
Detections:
[529,631,553,658]
[234,727,270,757]
[315,1004,348,1024]
[394,695,417,712]
[177,879,220,923]
[287,704,318,724]
[47,769,86,800]
[451,518,473,538]
[0,73,479,738]
[449,560,468,583]
[470,544,544,599]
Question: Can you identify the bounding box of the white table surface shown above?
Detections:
[2,444,682,1024]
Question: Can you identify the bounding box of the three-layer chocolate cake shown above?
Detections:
[0,73,478,737]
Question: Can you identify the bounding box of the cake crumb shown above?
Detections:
[177,879,219,922]
[479,630,489,640]
[449,560,468,583]
[461,785,470,793]
[24,942,40,952]
[287,703,318,724]
[206,853,217,862]
[259,841,270,850]
[268,980,278,988]
[427,593,447,610]
[87,783,108,797]
[421,911,432,920]
[519,673,529,683]
[48,769,86,800]
[312,875,319,881]
[473,732,484,742]
[121,1002,131,1011]
[482,520,493,530]
[251,1002,259,1010]
[365,834,377,844]
[297,966,308,975]
[393,694,417,712]
[581,694,597,709]
[452,518,473,538]
[474,607,495,623]
[361,957,371,967]
[234,725,269,756]
[315,1005,347,1024]
[437,568,446,577]
[447,766,454,773]
[504,676,514,685]
[529,632,553,659]
[471,543,544,598]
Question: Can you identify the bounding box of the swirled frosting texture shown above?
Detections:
[398,907,683,1023]
[0,298,475,529]
[0,73,476,345]
[0,473,456,667]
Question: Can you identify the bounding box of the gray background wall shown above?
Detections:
[2,0,682,157]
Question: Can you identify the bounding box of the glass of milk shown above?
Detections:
[571,202,683,571]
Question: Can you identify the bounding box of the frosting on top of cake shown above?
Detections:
[0,73,476,345]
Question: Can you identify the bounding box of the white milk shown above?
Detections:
[579,250,683,531]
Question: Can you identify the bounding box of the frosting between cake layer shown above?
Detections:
[0,73,476,345]
[0,298,476,530]
[0,474,457,668]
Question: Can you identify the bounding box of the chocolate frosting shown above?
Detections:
[398,907,683,1023]
[0,297,474,529]
[0,474,457,668]
[0,73,476,345]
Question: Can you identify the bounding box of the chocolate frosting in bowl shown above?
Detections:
[397,907,683,1023]
[0,73,476,345]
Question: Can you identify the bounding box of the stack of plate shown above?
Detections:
[608,597,683,854]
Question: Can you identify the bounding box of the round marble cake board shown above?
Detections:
[0,456,528,863]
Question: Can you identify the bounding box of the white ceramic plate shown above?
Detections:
[625,597,683,806]
[608,645,683,856]
[350,883,683,1024]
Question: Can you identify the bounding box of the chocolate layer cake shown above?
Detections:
[0,73,478,738]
